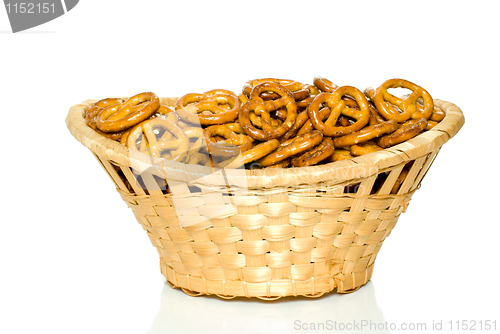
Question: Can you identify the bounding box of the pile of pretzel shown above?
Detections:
[84,77,445,169]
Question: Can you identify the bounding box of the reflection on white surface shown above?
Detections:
[147,280,388,334]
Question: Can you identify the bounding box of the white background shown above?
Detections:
[1,1,499,333]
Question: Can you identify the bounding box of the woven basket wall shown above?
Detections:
[66,97,464,299]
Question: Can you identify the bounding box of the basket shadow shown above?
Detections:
[147,280,389,334]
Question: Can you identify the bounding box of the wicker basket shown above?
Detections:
[66,97,464,299]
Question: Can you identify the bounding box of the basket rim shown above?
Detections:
[65,97,464,189]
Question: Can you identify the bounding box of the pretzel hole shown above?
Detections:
[387,87,413,98]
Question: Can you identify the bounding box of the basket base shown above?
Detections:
[160,259,374,299]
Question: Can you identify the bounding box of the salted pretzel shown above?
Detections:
[85,98,137,141]
[249,111,282,129]
[313,76,338,93]
[373,79,433,122]
[281,108,315,141]
[329,148,353,162]
[241,78,310,102]
[377,118,428,148]
[249,82,296,112]
[333,119,398,147]
[350,141,383,156]
[85,98,125,128]
[291,137,334,167]
[126,117,189,162]
[296,107,331,136]
[265,159,291,168]
[96,92,160,133]
[239,83,297,141]
[225,122,246,134]
[258,130,323,166]
[204,124,253,158]
[308,86,370,137]
[175,92,240,126]
[225,139,280,168]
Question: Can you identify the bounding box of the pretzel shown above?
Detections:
[225,122,246,134]
[204,124,253,158]
[329,148,353,162]
[175,92,240,126]
[333,119,398,147]
[225,139,280,168]
[126,118,189,162]
[430,105,445,122]
[85,98,125,127]
[308,86,370,137]
[239,84,297,140]
[241,78,309,102]
[296,107,331,136]
[376,118,428,148]
[373,79,433,122]
[281,109,312,141]
[291,137,334,167]
[249,111,282,128]
[249,82,296,112]
[120,128,132,144]
[313,76,338,93]
[204,89,237,97]
[96,92,160,133]
[258,130,323,166]
[350,141,383,156]
[265,159,290,168]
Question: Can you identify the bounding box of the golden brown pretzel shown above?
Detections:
[96,92,160,133]
[225,122,246,134]
[350,141,383,156]
[249,82,296,112]
[242,78,309,101]
[313,76,338,93]
[204,89,237,97]
[248,111,282,128]
[376,118,428,148]
[175,92,240,126]
[204,124,253,158]
[329,148,353,162]
[373,79,433,122]
[126,118,189,161]
[239,84,297,141]
[85,98,125,128]
[296,107,331,136]
[265,159,291,168]
[307,86,370,137]
[291,137,334,167]
[258,130,323,166]
[225,139,280,168]
[333,120,399,147]
[281,109,312,141]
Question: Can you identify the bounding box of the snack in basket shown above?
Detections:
[83,77,446,173]
[68,76,464,299]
